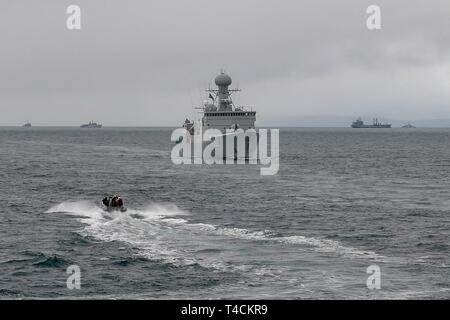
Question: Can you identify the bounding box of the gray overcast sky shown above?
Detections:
[1,0,450,126]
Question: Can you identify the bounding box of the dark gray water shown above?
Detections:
[1,127,449,299]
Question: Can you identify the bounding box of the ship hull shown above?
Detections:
[182,131,259,161]
[351,125,392,128]
[80,125,102,128]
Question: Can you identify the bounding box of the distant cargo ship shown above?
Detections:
[80,121,102,128]
[351,118,391,128]
[23,121,31,127]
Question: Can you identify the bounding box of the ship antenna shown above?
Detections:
[189,91,194,110]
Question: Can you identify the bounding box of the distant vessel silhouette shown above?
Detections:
[23,121,31,127]
[351,118,391,128]
[80,121,102,128]
[402,122,416,128]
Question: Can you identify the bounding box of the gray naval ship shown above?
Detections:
[351,118,391,128]
[180,71,257,159]
[80,121,102,128]
[182,71,256,135]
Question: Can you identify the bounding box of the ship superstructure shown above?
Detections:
[183,72,256,134]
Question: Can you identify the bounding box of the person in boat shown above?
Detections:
[102,195,126,211]
[102,197,110,207]
[110,195,119,207]
[108,195,123,207]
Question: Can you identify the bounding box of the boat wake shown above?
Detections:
[46,201,389,272]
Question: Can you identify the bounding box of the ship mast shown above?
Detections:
[206,71,241,111]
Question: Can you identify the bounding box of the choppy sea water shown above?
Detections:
[1,127,449,299]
